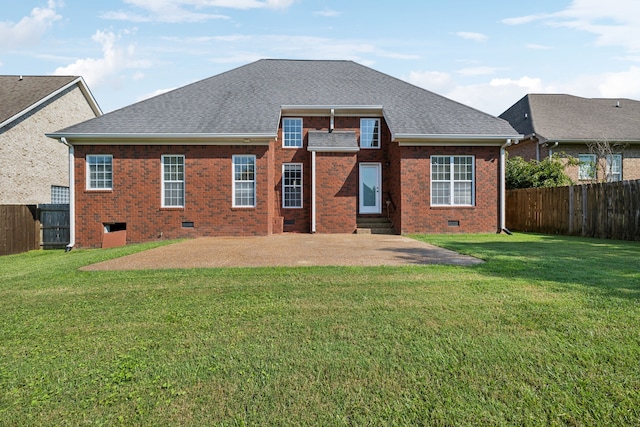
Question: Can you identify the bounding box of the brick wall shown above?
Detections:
[399,145,500,233]
[73,115,508,246]
[73,144,271,248]
[272,116,391,233]
[557,144,640,183]
[315,152,358,233]
[0,86,98,204]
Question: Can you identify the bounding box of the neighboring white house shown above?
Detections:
[0,75,102,204]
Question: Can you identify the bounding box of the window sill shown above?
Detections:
[430,205,475,209]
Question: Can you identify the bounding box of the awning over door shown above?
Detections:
[307,131,359,152]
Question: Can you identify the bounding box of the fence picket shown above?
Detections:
[506,179,640,241]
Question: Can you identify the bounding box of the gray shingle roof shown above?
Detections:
[52,59,518,139]
[0,75,78,127]
[500,94,640,142]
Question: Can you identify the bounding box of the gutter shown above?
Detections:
[499,138,518,235]
[59,137,75,251]
[44,132,275,144]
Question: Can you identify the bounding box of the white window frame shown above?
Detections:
[232,155,256,208]
[430,155,475,207]
[282,163,303,208]
[161,155,185,208]
[51,185,69,204]
[283,118,303,148]
[606,154,622,182]
[86,154,113,190]
[578,154,597,181]
[360,118,380,149]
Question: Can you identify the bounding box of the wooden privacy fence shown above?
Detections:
[506,179,640,241]
[0,204,70,256]
[0,205,39,256]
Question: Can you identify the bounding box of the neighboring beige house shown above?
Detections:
[0,76,102,204]
[500,94,640,183]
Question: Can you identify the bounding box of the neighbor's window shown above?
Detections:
[606,154,622,182]
[162,155,185,207]
[233,155,256,207]
[283,118,303,148]
[51,185,69,204]
[86,155,112,190]
[282,163,303,208]
[578,154,596,180]
[360,118,380,148]
[431,155,474,206]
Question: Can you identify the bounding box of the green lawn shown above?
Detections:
[1,234,639,426]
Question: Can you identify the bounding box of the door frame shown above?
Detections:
[359,163,382,214]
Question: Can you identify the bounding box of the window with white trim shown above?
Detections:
[86,155,113,190]
[431,155,474,206]
[233,155,256,207]
[282,163,303,208]
[606,154,622,182]
[162,155,185,207]
[51,185,69,204]
[578,154,596,181]
[360,118,380,148]
[283,118,303,148]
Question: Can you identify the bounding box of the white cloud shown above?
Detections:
[314,9,340,17]
[456,32,488,42]
[504,0,640,52]
[502,14,551,26]
[102,0,296,23]
[406,71,455,94]
[137,86,177,102]
[53,30,151,88]
[0,0,61,49]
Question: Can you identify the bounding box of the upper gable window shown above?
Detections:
[283,118,303,148]
[86,155,113,190]
[360,118,380,149]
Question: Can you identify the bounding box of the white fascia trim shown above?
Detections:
[545,138,640,144]
[74,76,103,117]
[307,147,360,153]
[45,133,275,145]
[281,105,384,116]
[396,134,523,146]
[0,77,102,130]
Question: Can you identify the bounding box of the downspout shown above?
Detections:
[548,141,558,158]
[311,150,317,233]
[499,139,517,234]
[60,137,75,251]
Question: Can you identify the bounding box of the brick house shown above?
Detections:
[0,76,102,204]
[500,94,640,183]
[47,60,520,248]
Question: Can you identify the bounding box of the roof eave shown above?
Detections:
[281,105,384,116]
[395,134,523,146]
[307,146,360,153]
[45,132,275,145]
[1,77,102,130]
[542,138,640,144]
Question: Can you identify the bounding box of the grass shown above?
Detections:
[1,233,639,426]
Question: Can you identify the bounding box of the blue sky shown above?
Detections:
[2,0,639,115]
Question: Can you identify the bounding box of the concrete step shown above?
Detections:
[356,217,395,235]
